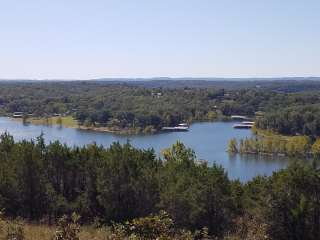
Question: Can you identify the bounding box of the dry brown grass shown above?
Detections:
[0,223,111,240]
[23,224,55,240]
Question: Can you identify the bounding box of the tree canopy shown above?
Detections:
[0,133,319,239]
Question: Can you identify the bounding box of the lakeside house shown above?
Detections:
[151,92,163,98]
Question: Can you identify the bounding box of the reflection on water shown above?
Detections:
[227,153,289,181]
[0,117,290,182]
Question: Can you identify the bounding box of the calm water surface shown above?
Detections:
[0,117,289,181]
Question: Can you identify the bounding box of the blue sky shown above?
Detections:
[0,0,319,79]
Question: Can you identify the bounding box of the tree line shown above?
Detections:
[0,133,319,239]
[2,81,320,134]
[0,82,224,132]
[256,104,320,137]
[228,135,320,157]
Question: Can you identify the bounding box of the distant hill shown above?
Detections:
[1,77,320,92]
[93,77,320,91]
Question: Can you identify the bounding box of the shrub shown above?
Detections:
[107,211,215,240]
[127,210,173,239]
[53,213,80,240]
[5,220,25,240]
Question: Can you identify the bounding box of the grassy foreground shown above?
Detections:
[0,211,214,240]
[0,224,109,240]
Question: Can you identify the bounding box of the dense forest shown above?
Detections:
[1,80,320,135]
[256,104,320,137]
[0,81,225,132]
[0,133,319,239]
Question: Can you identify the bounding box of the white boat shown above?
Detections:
[178,123,189,127]
[233,124,252,129]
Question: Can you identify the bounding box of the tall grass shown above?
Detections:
[0,223,110,240]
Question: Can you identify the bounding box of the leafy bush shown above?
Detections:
[0,211,25,240]
[107,211,215,240]
[126,211,173,239]
[53,213,80,240]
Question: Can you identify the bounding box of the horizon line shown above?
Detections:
[0,76,319,82]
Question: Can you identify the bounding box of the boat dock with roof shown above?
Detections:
[233,121,254,129]
[162,123,189,132]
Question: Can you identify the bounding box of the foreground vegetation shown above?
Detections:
[0,133,319,239]
[0,214,109,240]
[0,211,215,240]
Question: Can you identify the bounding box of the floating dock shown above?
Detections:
[162,123,189,132]
[13,112,24,118]
[231,115,251,120]
[233,124,252,129]
[233,121,254,129]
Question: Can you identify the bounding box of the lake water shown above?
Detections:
[0,117,289,182]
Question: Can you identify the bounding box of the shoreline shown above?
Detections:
[7,114,232,136]
[9,116,159,135]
